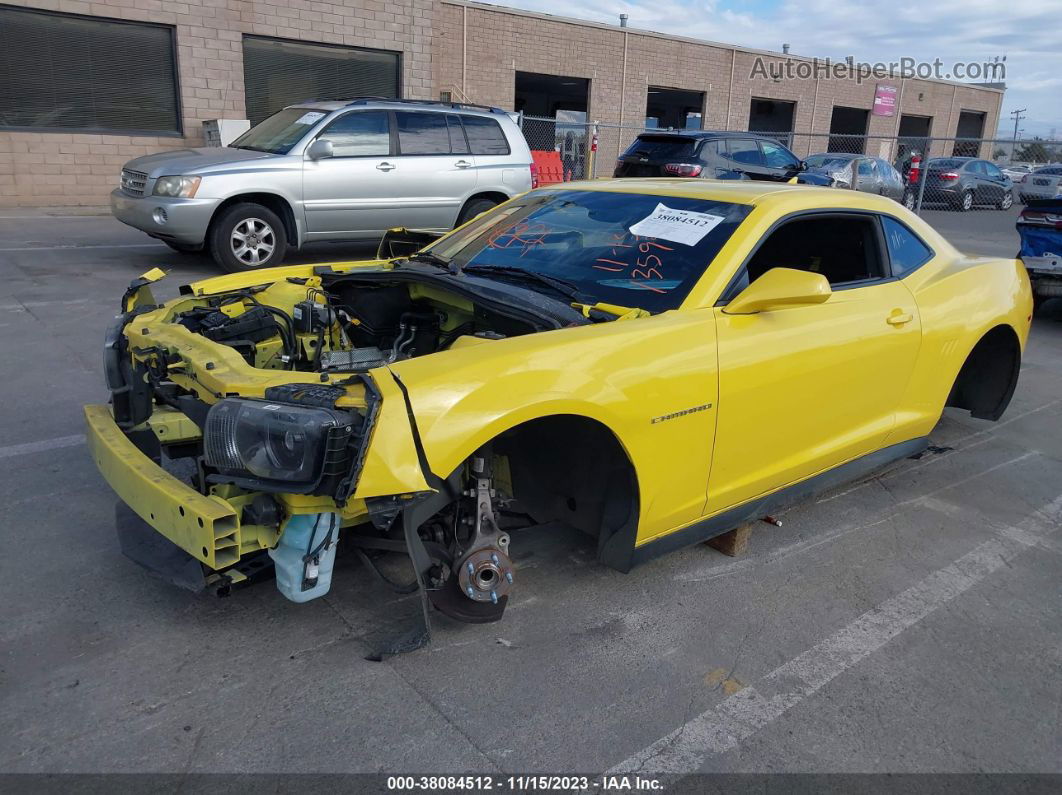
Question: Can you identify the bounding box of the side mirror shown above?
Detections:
[724,267,831,315]
[306,139,334,161]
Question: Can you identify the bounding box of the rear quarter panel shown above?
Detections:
[889,251,1032,442]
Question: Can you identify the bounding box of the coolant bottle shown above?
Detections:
[269,512,341,603]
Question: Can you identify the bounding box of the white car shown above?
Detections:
[1018,165,1062,203]
[1001,164,1033,182]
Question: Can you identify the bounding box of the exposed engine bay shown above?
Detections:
[169,270,548,377]
[108,266,576,645]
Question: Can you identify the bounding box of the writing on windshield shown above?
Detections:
[434,190,752,312]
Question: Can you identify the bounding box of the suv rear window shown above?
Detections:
[623,136,697,159]
[461,115,510,156]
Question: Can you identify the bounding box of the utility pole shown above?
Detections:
[1010,108,1026,161]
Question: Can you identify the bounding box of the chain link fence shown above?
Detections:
[518,113,1062,216]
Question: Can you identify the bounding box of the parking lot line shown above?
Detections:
[0,243,165,252]
[608,491,1062,775]
[0,433,85,460]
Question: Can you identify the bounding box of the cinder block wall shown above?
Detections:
[0,0,434,207]
[0,0,1002,207]
[435,0,1003,169]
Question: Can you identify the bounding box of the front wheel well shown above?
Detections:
[946,324,1021,421]
[208,193,298,249]
[491,415,639,565]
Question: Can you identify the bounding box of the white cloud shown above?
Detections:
[494,0,1062,136]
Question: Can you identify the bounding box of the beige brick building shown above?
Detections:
[0,0,1003,207]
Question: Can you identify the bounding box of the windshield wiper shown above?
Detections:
[461,265,581,300]
[406,251,455,272]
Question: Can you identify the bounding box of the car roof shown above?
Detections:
[284,98,509,117]
[635,131,780,141]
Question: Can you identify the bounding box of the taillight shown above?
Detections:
[940,171,959,180]
[663,163,703,177]
[529,162,539,190]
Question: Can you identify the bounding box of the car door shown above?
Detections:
[301,110,398,237]
[967,161,990,203]
[759,139,803,181]
[852,157,876,192]
[982,161,1009,203]
[390,110,479,230]
[706,212,922,515]
[461,113,520,196]
[722,137,770,179]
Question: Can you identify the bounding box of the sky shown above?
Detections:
[496,0,1062,139]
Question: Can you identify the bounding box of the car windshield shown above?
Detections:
[229,107,328,154]
[427,189,753,313]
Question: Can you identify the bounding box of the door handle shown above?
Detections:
[376,162,396,171]
[887,311,914,326]
[454,160,472,169]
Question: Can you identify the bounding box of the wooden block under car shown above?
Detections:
[706,523,753,557]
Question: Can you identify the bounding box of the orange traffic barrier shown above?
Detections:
[531,150,566,185]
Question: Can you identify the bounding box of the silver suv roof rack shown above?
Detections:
[333,96,507,114]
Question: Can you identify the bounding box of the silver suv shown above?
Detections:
[111,99,534,271]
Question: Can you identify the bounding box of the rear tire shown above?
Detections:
[902,190,917,211]
[998,192,1014,210]
[209,203,287,272]
[958,190,974,212]
[456,196,501,227]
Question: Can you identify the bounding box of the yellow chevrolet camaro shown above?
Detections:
[86,180,1032,647]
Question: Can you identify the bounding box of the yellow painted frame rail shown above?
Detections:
[84,404,241,569]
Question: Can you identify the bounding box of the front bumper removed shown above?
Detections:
[84,404,241,570]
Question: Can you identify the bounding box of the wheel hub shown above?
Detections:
[231,218,275,265]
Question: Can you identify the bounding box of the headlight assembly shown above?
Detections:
[204,399,357,494]
[152,175,202,198]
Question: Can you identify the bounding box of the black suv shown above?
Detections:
[614,131,808,181]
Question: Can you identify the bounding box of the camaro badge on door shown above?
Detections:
[651,404,713,424]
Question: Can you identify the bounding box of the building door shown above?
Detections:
[748,98,796,146]
[646,87,706,130]
[828,106,870,153]
[953,111,986,157]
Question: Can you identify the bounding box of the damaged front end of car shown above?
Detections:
[87,263,567,656]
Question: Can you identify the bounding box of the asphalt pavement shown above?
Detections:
[0,207,1059,778]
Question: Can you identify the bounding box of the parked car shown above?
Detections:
[913,157,1014,211]
[803,153,906,201]
[1017,165,1062,204]
[1001,164,1033,181]
[110,99,534,272]
[614,131,807,182]
[87,179,1031,647]
[1017,199,1062,310]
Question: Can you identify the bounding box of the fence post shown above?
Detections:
[914,137,931,215]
